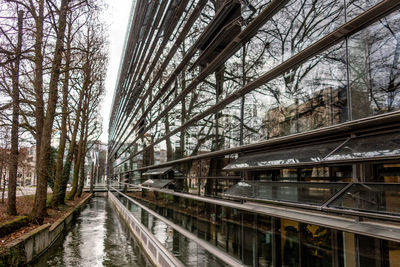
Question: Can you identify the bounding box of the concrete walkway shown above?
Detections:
[1,186,53,199]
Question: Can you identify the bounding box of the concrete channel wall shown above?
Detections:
[0,194,92,267]
[108,191,184,267]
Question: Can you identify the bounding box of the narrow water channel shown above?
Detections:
[33,197,151,267]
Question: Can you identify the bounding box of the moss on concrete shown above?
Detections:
[0,216,30,238]
[0,243,26,267]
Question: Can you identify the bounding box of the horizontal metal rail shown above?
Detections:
[108,190,184,267]
[110,0,182,140]
[112,0,400,168]
[109,0,208,155]
[113,182,400,243]
[110,186,245,267]
[118,113,400,173]
[109,0,289,161]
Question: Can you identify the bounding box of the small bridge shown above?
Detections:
[83,184,108,192]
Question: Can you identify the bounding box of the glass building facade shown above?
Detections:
[108,0,400,266]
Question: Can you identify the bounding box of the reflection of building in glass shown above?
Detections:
[263,87,349,138]
[108,1,400,266]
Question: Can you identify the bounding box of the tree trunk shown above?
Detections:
[1,164,4,204]
[31,0,69,222]
[90,162,94,194]
[68,83,89,199]
[7,10,23,216]
[68,138,83,200]
[51,18,72,208]
[77,111,89,198]
[57,57,89,205]
[58,90,84,205]
[77,153,85,198]
[165,115,173,161]
[34,0,45,178]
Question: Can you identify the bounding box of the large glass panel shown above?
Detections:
[300,224,333,267]
[184,115,215,156]
[356,235,400,267]
[219,98,242,150]
[142,179,173,189]
[181,75,217,122]
[342,232,357,267]
[346,0,382,21]
[300,167,330,182]
[243,0,345,86]
[153,140,168,165]
[244,41,348,144]
[374,163,400,183]
[328,183,400,215]
[281,219,300,267]
[324,132,400,162]
[223,140,344,170]
[158,131,181,161]
[348,10,400,120]
[223,181,347,206]
[256,214,274,267]
[252,168,301,182]
[184,159,208,194]
[331,165,353,182]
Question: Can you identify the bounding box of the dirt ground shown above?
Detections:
[0,193,89,246]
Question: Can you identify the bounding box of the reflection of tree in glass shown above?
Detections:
[242,0,346,141]
[348,11,400,119]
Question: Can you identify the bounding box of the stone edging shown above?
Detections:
[0,193,92,267]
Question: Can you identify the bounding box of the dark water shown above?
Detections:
[33,197,151,267]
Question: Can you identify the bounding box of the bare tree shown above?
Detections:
[31,0,70,221]
[6,10,23,215]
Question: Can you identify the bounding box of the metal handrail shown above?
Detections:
[110,186,245,267]
[110,182,400,243]
[108,189,184,267]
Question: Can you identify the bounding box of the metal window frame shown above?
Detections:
[109,0,197,148]
[122,114,400,173]
[110,0,290,164]
[111,0,400,169]
[111,181,400,243]
[110,186,245,266]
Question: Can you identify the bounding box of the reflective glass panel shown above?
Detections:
[374,163,400,183]
[142,179,173,189]
[142,166,174,176]
[223,181,347,206]
[328,183,400,215]
[324,132,400,162]
[224,141,344,170]
[348,10,400,120]
[243,41,348,144]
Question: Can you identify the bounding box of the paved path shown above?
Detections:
[1,186,53,199]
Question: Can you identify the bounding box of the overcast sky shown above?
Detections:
[100,0,133,143]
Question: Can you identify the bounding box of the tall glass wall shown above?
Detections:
[124,190,400,267]
[109,0,400,180]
